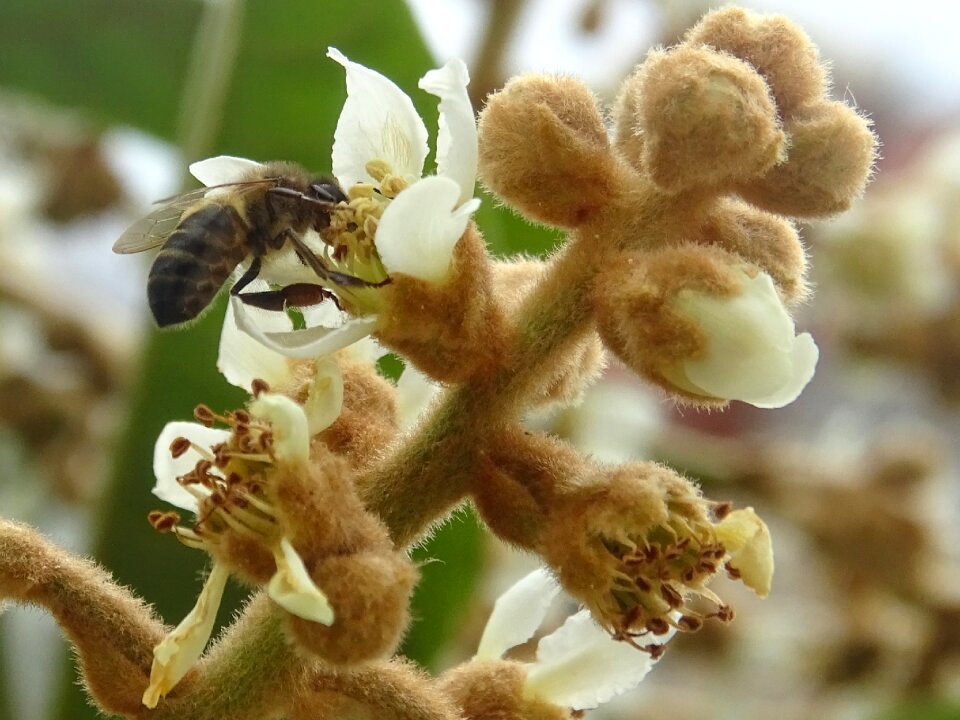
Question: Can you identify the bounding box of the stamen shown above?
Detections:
[169,437,192,459]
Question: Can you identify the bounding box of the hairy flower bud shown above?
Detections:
[440,661,568,720]
[594,245,817,408]
[478,74,616,228]
[736,101,877,217]
[684,6,827,116]
[617,46,785,192]
[698,198,808,303]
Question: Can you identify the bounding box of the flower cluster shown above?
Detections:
[0,7,876,720]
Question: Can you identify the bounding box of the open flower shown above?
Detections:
[662,269,818,408]
[195,48,480,358]
[142,362,343,707]
[473,568,675,711]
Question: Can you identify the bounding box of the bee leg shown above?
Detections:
[288,233,392,289]
[230,256,263,296]
[238,283,342,312]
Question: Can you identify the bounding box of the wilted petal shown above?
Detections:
[152,422,229,512]
[304,357,344,435]
[376,176,480,283]
[525,610,674,711]
[248,393,309,466]
[419,58,477,204]
[716,507,774,597]
[232,294,378,360]
[268,537,334,625]
[475,568,560,661]
[218,301,294,391]
[142,562,229,708]
[189,155,264,186]
[327,47,429,188]
[672,271,819,408]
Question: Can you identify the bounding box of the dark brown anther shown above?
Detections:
[209,490,226,507]
[251,378,270,397]
[660,583,683,608]
[233,409,251,425]
[714,605,735,623]
[634,576,653,593]
[169,436,192,459]
[697,560,718,574]
[572,710,586,719]
[643,546,660,562]
[148,510,180,533]
[682,568,696,583]
[620,605,643,630]
[713,501,733,520]
[725,562,742,580]
[227,472,242,486]
[194,404,217,426]
[642,643,667,660]
[677,615,703,632]
[214,444,232,467]
[646,617,671,635]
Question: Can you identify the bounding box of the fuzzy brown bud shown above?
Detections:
[478,74,616,228]
[439,661,569,720]
[684,7,828,116]
[593,245,740,405]
[617,46,785,192]
[698,197,808,303]
[736,101,877,217]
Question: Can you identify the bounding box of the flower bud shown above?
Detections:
[736,101,877,217]
[478,74,616,228]
[619,46,785,192]
[594,245,817,408]
[684,6,828,116]
[440,661,568,720]
[699,198,808,303]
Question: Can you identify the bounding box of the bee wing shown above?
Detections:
[112,178,282,255]
[112,187,215,254]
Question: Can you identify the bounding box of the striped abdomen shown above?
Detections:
[147,203,249,327]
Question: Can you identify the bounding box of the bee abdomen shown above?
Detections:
[148,203,248,327]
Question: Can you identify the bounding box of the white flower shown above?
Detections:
[476,568,675,711]
[194,50,479,358]
[715,507,774,597]
[663,269,819,408]
[144,363,343,706]
[142,562,229,709]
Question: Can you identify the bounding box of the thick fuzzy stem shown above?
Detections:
[0,520,164,717]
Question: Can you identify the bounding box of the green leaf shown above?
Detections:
[400,509,486,671]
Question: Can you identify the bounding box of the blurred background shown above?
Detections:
[0,1,958,719]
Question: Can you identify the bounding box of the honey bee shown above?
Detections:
[114,161,373,327]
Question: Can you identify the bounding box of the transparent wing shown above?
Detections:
[112,187,218,254]
[112,178,280,255]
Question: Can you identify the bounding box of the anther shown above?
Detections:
[713,501,733,520]
[660,583,684,609]
[148,510,180,532]
[646,617,671,635]
[251,378,270,398]
[677,615,703,632]
[169,437,192,459]
[194,404,217,426]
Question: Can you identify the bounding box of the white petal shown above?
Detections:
[396,363,441,428]
[475,568,560,661]
[676,272,819,408]
[327,47,428,188]
[304,357,344,435]
[715,507,774,597]
[188,155,264,186]
[376,176,480,283]
[152,422,230,512]
[248,393,309,465]
[418,58,477,204]
[142,562,229,708]
[525,610,674,711]
[217,301,294,391]
[232,294,378,359]
[268,537,334,625]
